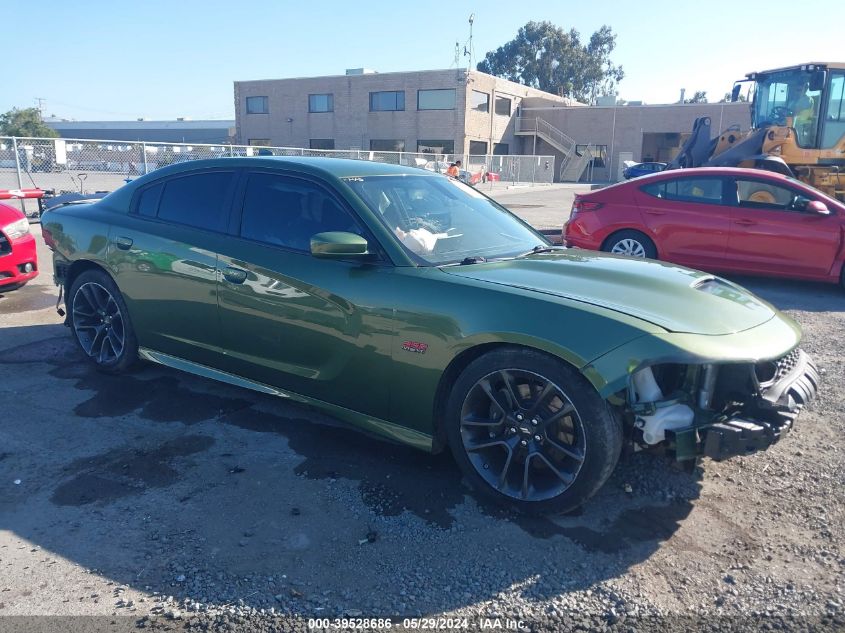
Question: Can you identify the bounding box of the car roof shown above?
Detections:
[580,166,804,198]
[172,156,428,179]
[97,156,438,211]
[582,166,845,209]
[648,166,792,179]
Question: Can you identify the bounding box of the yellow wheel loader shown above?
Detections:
[668,63,845,201]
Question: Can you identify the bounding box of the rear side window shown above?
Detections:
[641,177,723,204]
[157,172,235,232]
[137,182,163,217]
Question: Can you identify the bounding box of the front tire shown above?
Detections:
[68,269,138,373]
[602,229,657,259]
[445,348,622,515]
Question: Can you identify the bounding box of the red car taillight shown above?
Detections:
[571,198,604,216]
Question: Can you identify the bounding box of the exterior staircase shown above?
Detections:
[515,117,593,182]
[560,144,595,182]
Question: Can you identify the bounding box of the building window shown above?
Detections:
[417,140,454,154]
[417,89,456,110]
[471,90,489,113]
[468,140,488,155]
[248,139,270,146]
[494,96,512,116]
[309,139,335,150]
[308,94,334,113]
[493,143,509,155]
[370,139,405,152]
[370,91,405,112]
[246,96,268,114]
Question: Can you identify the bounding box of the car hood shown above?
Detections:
[442,251,777,335]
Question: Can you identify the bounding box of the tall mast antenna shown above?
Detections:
[464,14,475,70]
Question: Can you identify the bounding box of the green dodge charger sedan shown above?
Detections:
[41,157,819,514]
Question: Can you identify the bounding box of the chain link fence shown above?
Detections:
[0,137,555,215]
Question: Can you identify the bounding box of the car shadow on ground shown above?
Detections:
[0,284,57,313]
[0,324,701,616]
[723,275,843,312]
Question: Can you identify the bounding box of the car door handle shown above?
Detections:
[735,219,756,226]
[644,210,666,216]
[221,267,247,284]
[113,236,133,250]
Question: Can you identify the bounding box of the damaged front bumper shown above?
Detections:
[696,348,819,460]
[629,348,820,462]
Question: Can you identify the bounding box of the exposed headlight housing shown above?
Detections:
[2,217,30,240]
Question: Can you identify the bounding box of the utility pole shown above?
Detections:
[34,97,46,120]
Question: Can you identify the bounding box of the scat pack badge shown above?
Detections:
[401,340,428,354]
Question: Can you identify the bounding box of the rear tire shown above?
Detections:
[602,229,657,259]
[68,269,138,374]
[445,348,622,515]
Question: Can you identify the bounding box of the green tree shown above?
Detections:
[684,91,708,104]
[476,21,624,104]
[0,107,59,137]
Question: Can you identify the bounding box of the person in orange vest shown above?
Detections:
[446,160,461,178]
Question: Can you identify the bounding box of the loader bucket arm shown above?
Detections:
[703,128,796,177]
[666,117,716,169]
[703,127,767,167]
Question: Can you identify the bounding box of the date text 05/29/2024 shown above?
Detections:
[306,616,528,630]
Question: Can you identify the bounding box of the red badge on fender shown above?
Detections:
[402,341,428,354]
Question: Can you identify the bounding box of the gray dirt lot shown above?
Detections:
[0,190,843,632]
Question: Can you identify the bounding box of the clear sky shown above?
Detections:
[4,0,843,121]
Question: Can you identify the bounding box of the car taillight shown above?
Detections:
[42,226,55,250]
[571,198,604,216]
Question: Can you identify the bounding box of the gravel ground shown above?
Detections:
[0,211,842,633]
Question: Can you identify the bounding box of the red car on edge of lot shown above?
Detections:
[564,167,845,288]
[0,202,38,292]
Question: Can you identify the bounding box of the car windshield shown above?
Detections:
[343,174,547,265]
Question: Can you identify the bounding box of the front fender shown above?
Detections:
[583,312,802,403]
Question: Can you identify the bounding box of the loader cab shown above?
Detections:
[746,64,845,151]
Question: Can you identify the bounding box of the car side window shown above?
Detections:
[136,182,163,217]
[641,177,723,204]
[733,179,799,211]
[239,173,364,252]
[156,172,235,232]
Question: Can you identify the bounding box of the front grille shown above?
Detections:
[756,348,801,386]
[0,232,10,257]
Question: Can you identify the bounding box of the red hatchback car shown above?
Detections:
[0,202,38,293]
[564,167,845,287]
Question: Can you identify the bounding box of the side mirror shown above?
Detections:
[310,231,370,258]
[806,200,830,215]
[730,84,742,103]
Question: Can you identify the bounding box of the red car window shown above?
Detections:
[641,177,724,205]
[734,179,799,210]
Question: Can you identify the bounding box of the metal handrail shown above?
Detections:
[515,117,576,152]
[560,143,595,182]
